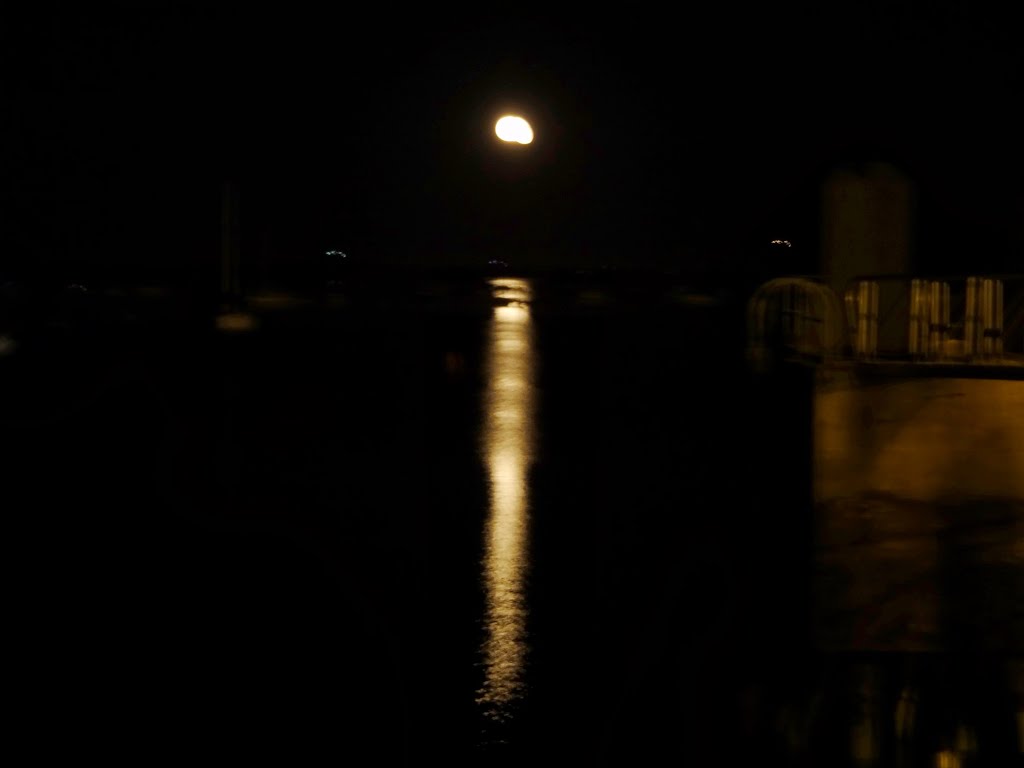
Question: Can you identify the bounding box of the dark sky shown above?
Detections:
[4,2,1022,280]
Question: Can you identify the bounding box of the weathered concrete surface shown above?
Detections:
[815,370,1024,502]
[812,368,1024,652]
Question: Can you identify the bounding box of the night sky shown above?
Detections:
[5,3,1022,282]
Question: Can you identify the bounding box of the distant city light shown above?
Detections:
[495,115,533,145]
[771,239,792,248]
[326,250,347,258]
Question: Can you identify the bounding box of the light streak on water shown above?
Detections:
[476,278,537,726]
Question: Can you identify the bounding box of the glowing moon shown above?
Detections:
[495,115,534,145]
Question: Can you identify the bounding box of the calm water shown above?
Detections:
[3,274,1020,764]
[476,279,536,732]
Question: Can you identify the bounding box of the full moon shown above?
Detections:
[495,115,533,145]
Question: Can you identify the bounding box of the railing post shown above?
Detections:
[909,279,927,357]
[965,277,981,357]
[983,278,1004,355]
[854,280,878,358]
[929,281,950,357]
[845,286,858,352]
[966,277,1004,357]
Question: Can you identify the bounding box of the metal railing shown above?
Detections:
[844,274,1024,362]
[747,277,848,370]
[747,274,1024,370]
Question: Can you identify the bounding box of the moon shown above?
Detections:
[495,115,533,145]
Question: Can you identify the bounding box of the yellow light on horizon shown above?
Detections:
[495,115,534,145]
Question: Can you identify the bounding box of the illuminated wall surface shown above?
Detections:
[813,371,1024,651]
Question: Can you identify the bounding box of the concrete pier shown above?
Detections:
[813,367,1024,652]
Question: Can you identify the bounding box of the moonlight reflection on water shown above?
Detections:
[476,279,537,727]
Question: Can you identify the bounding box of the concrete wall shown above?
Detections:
[814,371,1024,503]
[812,368,1024,652]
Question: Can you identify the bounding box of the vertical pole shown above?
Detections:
[983,279,1004,355]
[856,281,879,358]
[857,282,870,357]
[845,286,858,355]
[996,279,1004,355]
[909,279,924,357]
[965,277,980,357]
[982,279,993,355]
[927,281,948,358]
[941,282,950,355]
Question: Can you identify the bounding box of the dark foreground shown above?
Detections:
[3,273,1020,765]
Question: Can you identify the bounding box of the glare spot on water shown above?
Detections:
[215,311,258,333]
[494,304,529,324]
[492,283,532,304]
